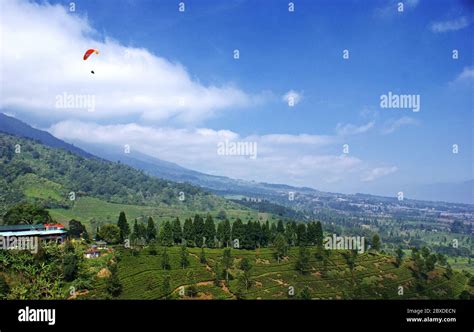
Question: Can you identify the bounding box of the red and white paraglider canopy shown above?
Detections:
[83,49,99,61]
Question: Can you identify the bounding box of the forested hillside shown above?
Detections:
[0,132,247,221]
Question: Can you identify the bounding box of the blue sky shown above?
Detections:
[1,0,473,200]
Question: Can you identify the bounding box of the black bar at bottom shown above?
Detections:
[0,300,472,331]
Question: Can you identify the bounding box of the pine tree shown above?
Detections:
[223,219,231,247]
[235,273,247,299]
[306,222,317,245]
[159,221,173,247]
[193,214,205,247]
[239,257,252,289]
[161,248,171,270]
[296,223,307,246]
[180,245,190,268]
[131,219,139,244]
[261,220,270,247]
[146,217,156,243]
[95,226,102,241]
[204,214,216,248]
[213,262,221,286]
[106,263,122,297]
[343,251,357,284]
[395,247,404,267]
[285,221,297,246]
[295,246,311,274]
[232,218,244,245]
[222,248,232,283]
[172,217,183,245]
[161,274,171,299]
[138,222,147,241]
[183,218,195,247]
[216,221,225,248]
[270,222,277,242]
[273,234,288,263]
[314,221,323,247]
[117,211,130,243]
[372,234,381,252]
[276,220,285,234]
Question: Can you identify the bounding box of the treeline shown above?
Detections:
[93,212,324,250]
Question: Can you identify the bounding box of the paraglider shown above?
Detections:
[83,49,99,60]
[83,49,99,74]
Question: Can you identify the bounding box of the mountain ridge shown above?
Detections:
[0,112,472,205]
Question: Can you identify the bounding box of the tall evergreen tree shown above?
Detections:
[306,222,317,245]
[204,214,216,247]
[241,220,252,249]
[161,248,171,270]
[199,247,207,264]
[395,247,404,267]
[276,220,285,234]
[296,223,307,246]
[193,214,205,247]
[95,226,102,241]
[223,219,231,247]
[180,245,190,268]
[146,217,156,243]
[286,221,297,246]
[183,218,195,246]
[239,257,252,290]
[159,221,173,247]
[222,248,232,283]
[270,222,277,243]
[172,217,183,245]
[216,221,225,248]
[371,234,381,252]
[161,274,171,299]
[117,211,130,242]
[314,221,323,247]
[295,246,311,274]
[131,219,139,243]
[261,221,271,247]
[232,218,244,245]
[273,234,288,263]
[106,263,122,297]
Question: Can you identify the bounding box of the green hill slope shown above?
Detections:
[0,132,259,227]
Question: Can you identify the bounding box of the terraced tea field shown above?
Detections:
[107,246,469,300]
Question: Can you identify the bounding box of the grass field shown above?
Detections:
[11,172,271,232]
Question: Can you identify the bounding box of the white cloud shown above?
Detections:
[454,66,474,81]
[335,121,374,136]
[405,0,420,8]
[0,0,260,124]
[362,166,398,182]
[282,90,302,106]
[430,17,470,33]
[381,116,419,134]
[48,121,395,188]
[375,0,420,18]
